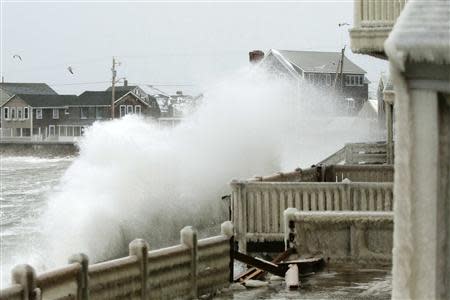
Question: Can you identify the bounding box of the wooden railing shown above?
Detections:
[350,0,408,56]
[0,222,234,300]
[231,181,393,252]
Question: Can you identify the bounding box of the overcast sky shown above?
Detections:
[1,1,388,95]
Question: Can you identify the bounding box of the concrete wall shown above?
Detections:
[285,210,393,266]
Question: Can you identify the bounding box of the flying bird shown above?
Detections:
[338,22,350,27]
[67,66,74,74]
[12,55,22,61]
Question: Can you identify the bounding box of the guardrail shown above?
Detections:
[318,142,389,165]
[248,164,393,184]
[0,222,234,300]
[284,210,394,265]
[350,0,408,55]
[231,181,393,252]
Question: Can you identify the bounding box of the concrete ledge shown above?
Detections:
[286,211,393,266]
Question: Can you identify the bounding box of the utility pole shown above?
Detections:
[339,46,345,92]
[111,57,120,119]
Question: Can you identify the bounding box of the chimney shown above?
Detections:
[124,79,128,87]
[249,50,264,64]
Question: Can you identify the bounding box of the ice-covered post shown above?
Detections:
[284,208,298,250]
[181,226,198,299]
[129,239,149,300]
[68,253,89,300]
[11,264,38,300]
[221,221,234,283]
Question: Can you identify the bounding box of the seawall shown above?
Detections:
[0,141,78,157]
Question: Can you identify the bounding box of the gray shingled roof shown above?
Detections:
[277,50,366,74]
[385,0,450,69]
[0,82,57,95]
[78,91,128,106]
[11,94,78,107]
[105,86,137,92]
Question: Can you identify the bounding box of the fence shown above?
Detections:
[231,181,393,252]
[318,142,389,165]
[0,222,234,300]
[350,0,408,54]
[284,210,394,265]
[247,164,393,184]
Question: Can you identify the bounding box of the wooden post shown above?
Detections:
[129,239,149,300]
[181,226,198,299]
[68,253,89,300]
[11,264,38,300]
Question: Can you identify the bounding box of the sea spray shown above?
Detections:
[3,68,382,277]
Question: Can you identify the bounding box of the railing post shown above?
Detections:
[68,253,89,300]
[129,239,149,300]
[221,221,234,283]
[11,264,39,300]
[284,208,298,250]
[181,226,198,299]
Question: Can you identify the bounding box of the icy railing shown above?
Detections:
[318,142,389,165]
[231,181,393,252]
[0,222,234,300]
[350,0,408,55]
[284,210,394,265]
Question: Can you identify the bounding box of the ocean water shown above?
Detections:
[0,156,73,287]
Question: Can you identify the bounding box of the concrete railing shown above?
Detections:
[0,222,234,300]
[284,210,394,265]
[318,142,389,165]
[231,181,393,252]
[248,164,393,184]
[350,0,408,56]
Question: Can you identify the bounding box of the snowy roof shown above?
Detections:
[358,99,379,119]
[385,0,450,70]
[275,50,366,74]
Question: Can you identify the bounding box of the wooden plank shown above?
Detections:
[234,248,294,282]
[233,251,285,277]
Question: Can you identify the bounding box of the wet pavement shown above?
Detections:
[216,267,391,299]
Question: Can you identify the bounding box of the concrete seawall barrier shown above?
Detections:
[0,222,234,300]
[284,210,393,266]
[0,141,78,157]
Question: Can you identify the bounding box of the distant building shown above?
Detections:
[0,89,160,140]
[253,49,369,112]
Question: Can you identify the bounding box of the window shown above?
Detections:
[80,107,88,119]
[52,108,59,119]
[345,75,364,86]
[135,105,141,115]
[17,108,23,120]
[127,105,133,114]
[120,105,126,117]
[64,108,69,115]
[3,107,9,120]
[11,107,16,120]
[326,74,331,86]
[96,107,103,119]
[24,107,29,119]
[36,109,43,119]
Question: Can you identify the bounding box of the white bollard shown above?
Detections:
[285,264,299,289]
